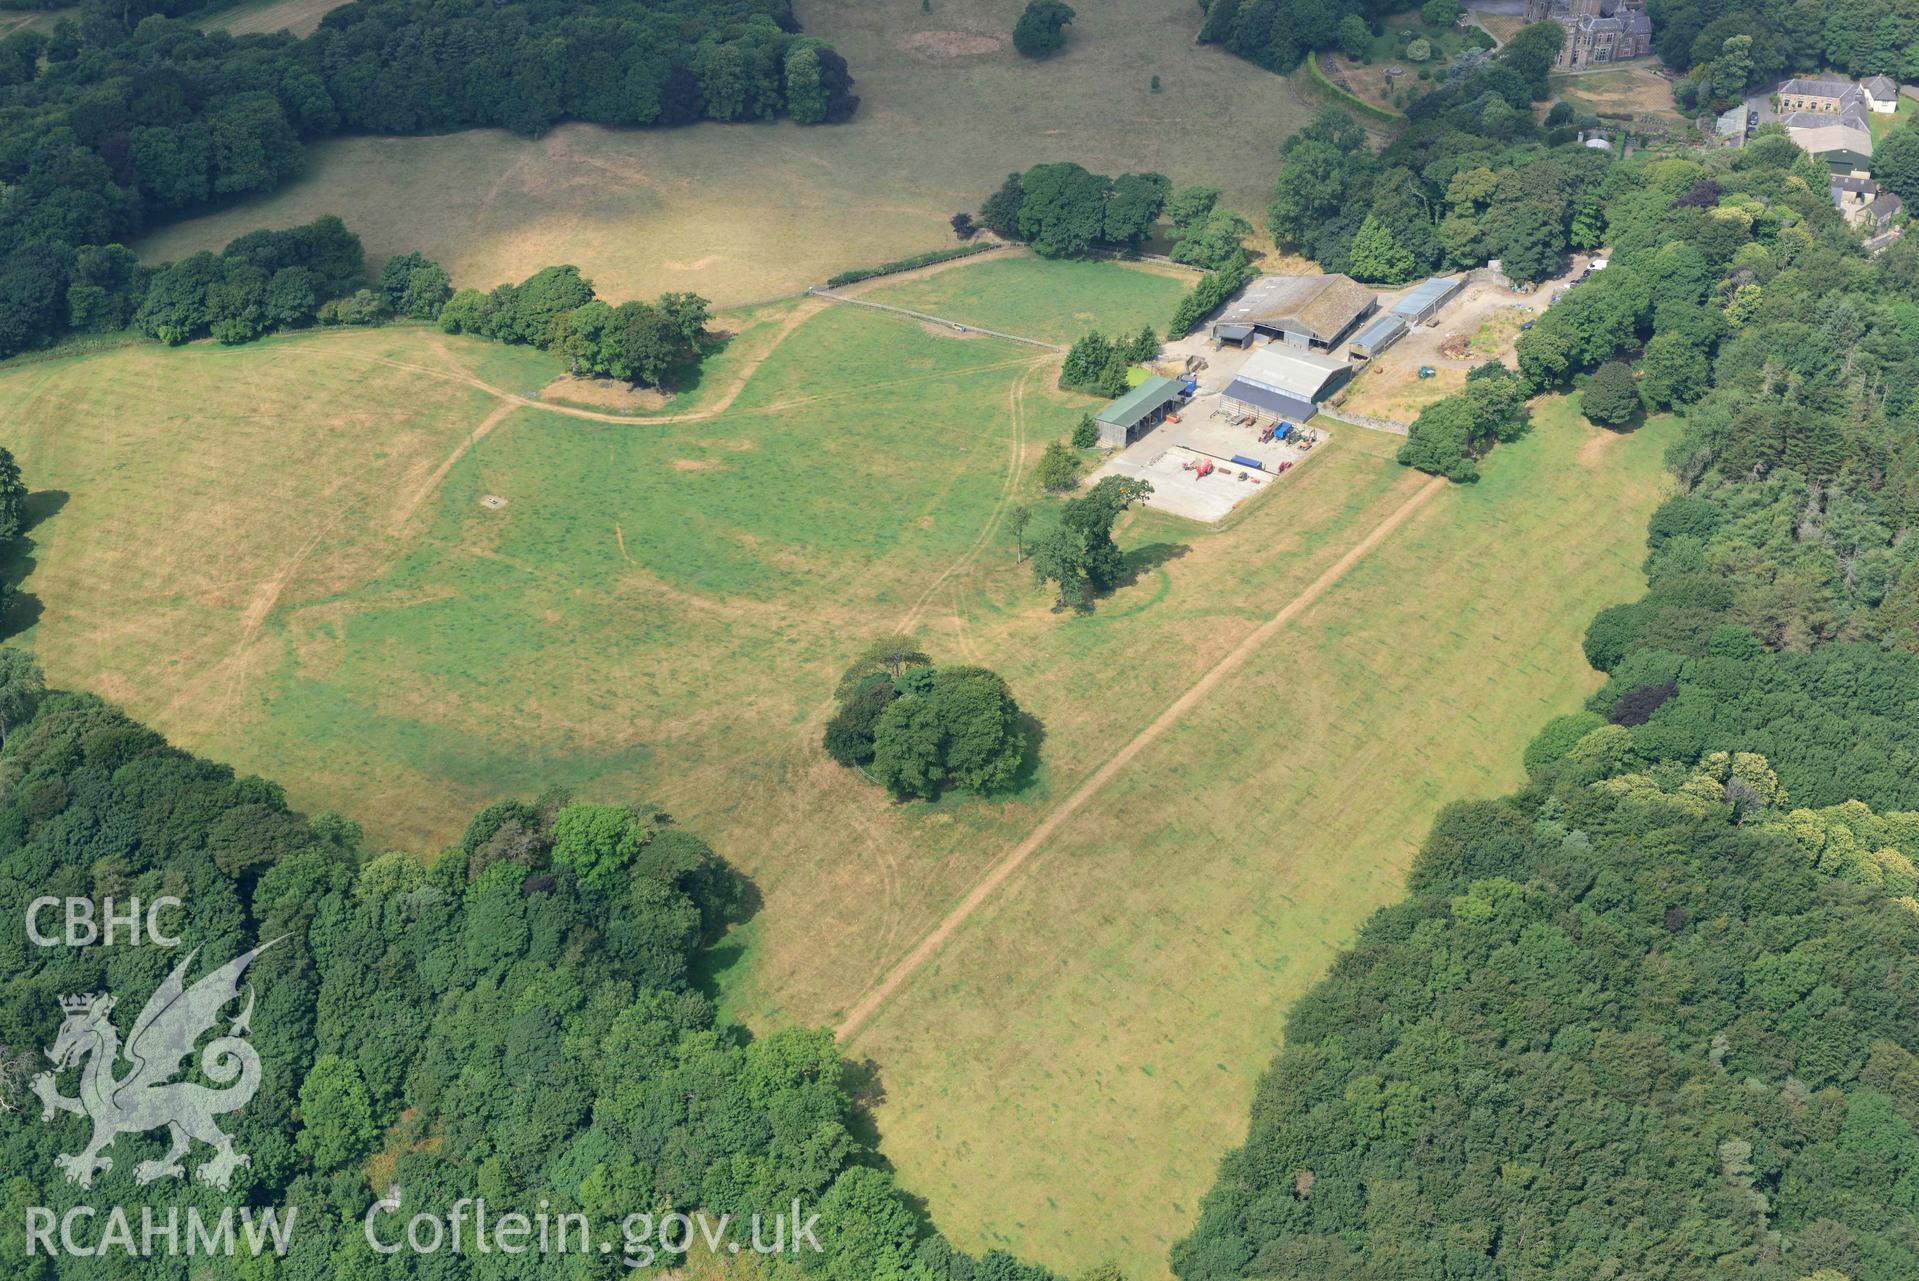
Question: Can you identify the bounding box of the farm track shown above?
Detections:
[834,469,1451,1042]
[844,355,1045,971]
[290,339,1040,428]
[808,290,1067,352]
[226,308,1052,721]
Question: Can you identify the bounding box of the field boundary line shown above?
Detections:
[807,290,1067,351]
[1316,408,1410,436]
[834,469,1450,1043]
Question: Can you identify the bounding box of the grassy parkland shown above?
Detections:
[2,256,1670,1278]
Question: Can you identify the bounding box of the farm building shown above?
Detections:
[1094,376,1185,448]
[1832,175,1904,228]
[1209,274,1376,352]
[1220,346,1352,422]
[1788,118,1874,172]
[1389,277,1464,326]
[1349,313,1408,359]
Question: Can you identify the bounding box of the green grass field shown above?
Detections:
[853,254,1196,346]
[1871,96,1916,143]
[138,0,1320,306]
[3,255,1670,1278]
[848,403,1672,1276]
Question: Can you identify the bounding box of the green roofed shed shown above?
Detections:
[1094,375,1183,448]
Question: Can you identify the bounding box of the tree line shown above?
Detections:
[0,656,1095,1280]
[0,213,712,388]
[0,0,857,281]
[973,164,1172,258]
[1178,46,1919,1277]
[1196,0,1425,75]
[442,265,712,386]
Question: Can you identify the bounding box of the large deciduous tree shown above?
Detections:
[1580,359,1641,425]
[1018,162,1115,257]
[1013,0,1076,57]
[1031,476,1152,609]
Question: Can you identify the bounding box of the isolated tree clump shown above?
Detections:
[822,648,1030,798]
[1060,330,1134,395]
[1013,0,1075,57]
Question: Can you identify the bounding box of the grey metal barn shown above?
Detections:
[1349,313,1407,360]
[1389,277,1464,327]
[1220,346,1351,422]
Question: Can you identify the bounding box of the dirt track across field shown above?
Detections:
[834,469,1450,1042]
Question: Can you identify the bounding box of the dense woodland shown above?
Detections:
[1651,0,1919,106]
[1263,25,1603,290]
[0,679,1072,1279]
[1200,0,1919,106]
[1180,16,1919,1275]
[0,0,854,356]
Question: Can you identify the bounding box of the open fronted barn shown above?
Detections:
[1389,276,1463,327]
[1095,376,1185,448]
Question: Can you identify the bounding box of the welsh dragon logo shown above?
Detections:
[31,940,280,1191]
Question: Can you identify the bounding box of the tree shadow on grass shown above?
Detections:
[841,1056,895,1168]
[1113,541,1190,591]
[0,490,63,640]
[654,329,738,402]
[688,933,752,1012]
[1000,710,1048,797]
[23,489,68,533]
[687,859,763,1011]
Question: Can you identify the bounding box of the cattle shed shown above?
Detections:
[1349,313,1407,359]
[1095,376,1184,448]
[1389,276,1463,326]
[1221,346,1351,422]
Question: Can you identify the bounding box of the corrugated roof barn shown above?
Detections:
[1209,274,1376,351]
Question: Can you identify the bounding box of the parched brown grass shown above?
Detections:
[1550,63,1686,125]
[139,0,1322,306]
[198,0,346,35]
